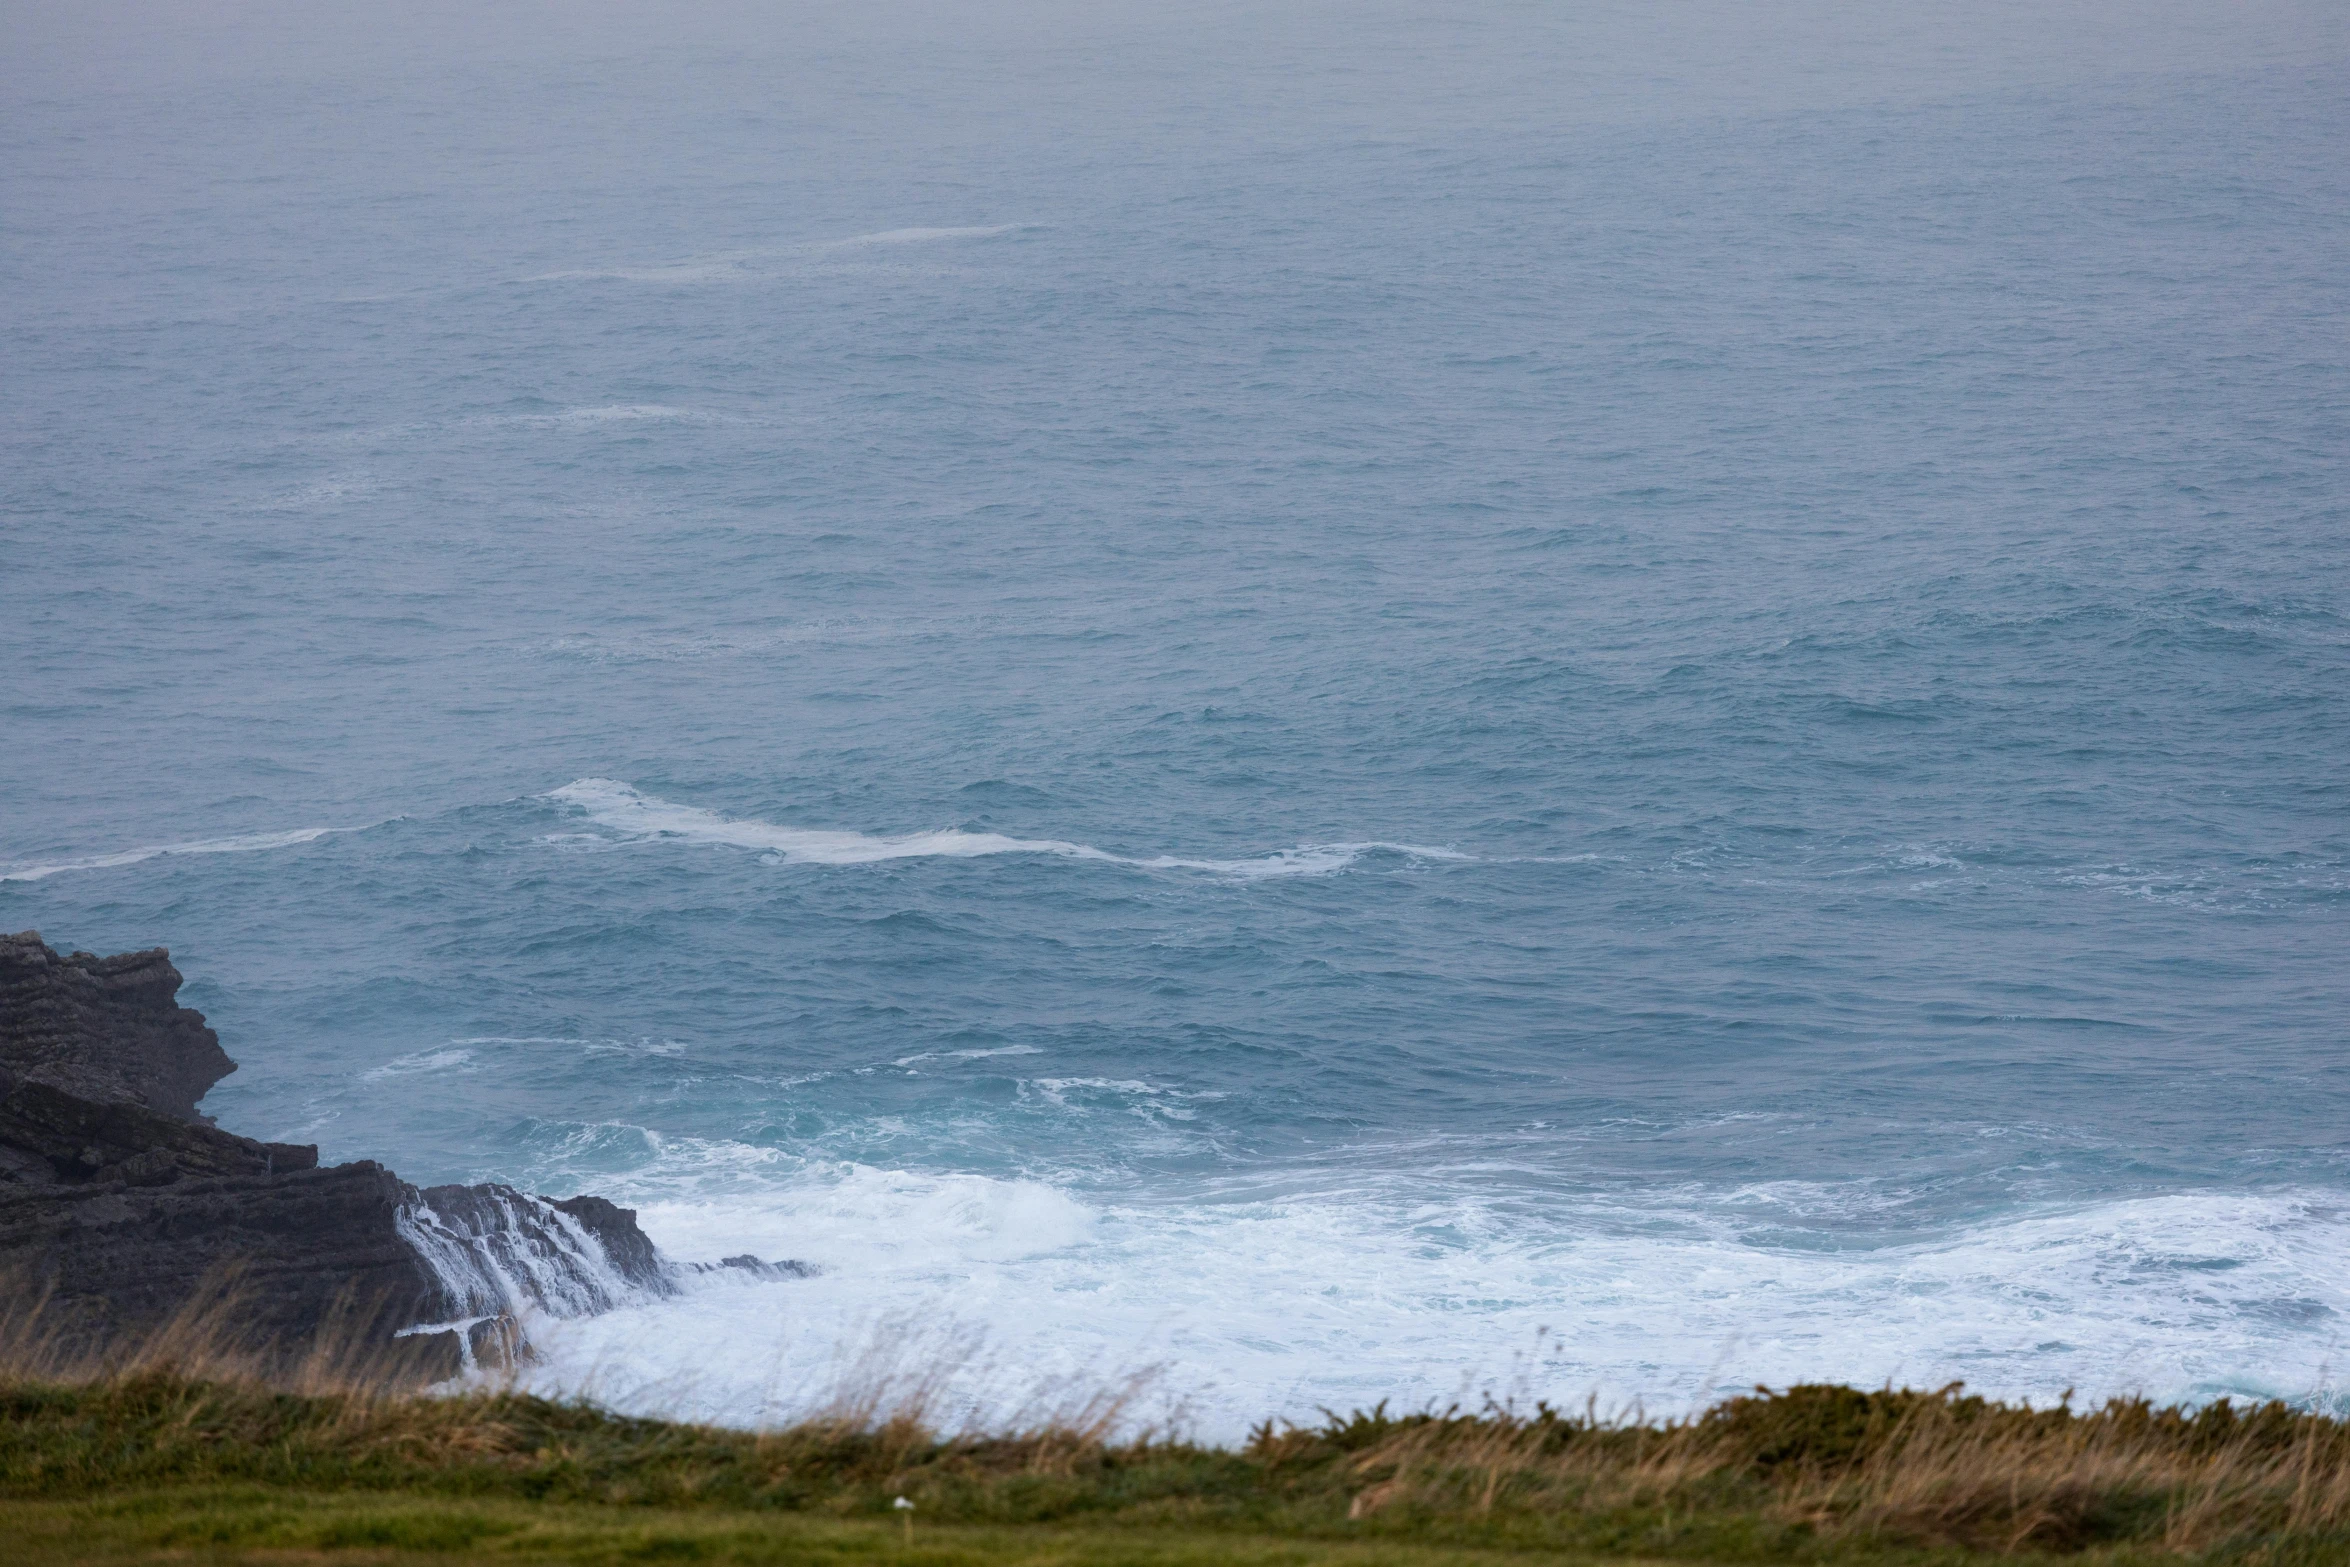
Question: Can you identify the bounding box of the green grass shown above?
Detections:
[5,1374,2350,1565]
[0,1487,1668,1566]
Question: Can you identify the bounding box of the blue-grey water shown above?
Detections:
[5,1,2348,1433]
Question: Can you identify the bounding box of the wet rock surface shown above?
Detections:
[0,930,728,1375]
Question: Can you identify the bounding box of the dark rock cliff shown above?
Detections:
[0,930,716,1378]
[0,935,235,1122]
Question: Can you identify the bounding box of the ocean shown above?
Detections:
[4,0,2347,1438]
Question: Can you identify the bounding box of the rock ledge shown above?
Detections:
[0,930,782,1380]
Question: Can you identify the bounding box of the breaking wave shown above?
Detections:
[505,1157,2350,1439]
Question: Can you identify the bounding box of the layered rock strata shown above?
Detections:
[0,931,765,1380]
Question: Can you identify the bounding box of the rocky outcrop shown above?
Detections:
[397,1183,673,1320]
[0,1071,318,1188]
[0,930,797,1380]
[0,1152,449,1368]
[0,934,234,1121]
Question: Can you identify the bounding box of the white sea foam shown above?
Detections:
[892,1045,1045,1067]
[397,1186,653,1322]
[447,1035,602,1047]
[0,823,374,883]
[508,1163,2350,1439]
[547,778,1111,867]
[361,1037,692,1078]
[1135,843,1472,880]
[361,1047,478,1082]
[545,779,1467,881]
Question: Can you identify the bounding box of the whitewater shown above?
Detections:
[4,0,2347,1440]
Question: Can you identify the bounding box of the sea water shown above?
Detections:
[4,0,2347,1437]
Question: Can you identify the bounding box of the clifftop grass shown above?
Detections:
[5,1370,2349,1564]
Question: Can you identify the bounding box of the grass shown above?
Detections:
[0,1488,1658,1566]
[3,1289,2347,1564]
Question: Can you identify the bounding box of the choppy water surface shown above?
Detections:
[5,2,2347,1435]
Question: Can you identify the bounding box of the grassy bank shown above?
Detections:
[5,1368,2350,1565]
[1,1488,1648,1567]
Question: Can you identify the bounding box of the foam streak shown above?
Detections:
[545,779,1465,881]
[0,824,370,883]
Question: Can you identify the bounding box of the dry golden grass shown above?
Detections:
[0,1265,458,1396]
[1299,1382,2350,1554]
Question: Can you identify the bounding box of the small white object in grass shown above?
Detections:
[894,1496,915,1511]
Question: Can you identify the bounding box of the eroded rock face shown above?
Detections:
[0,1073,319,1188]
[0,1156,450,1368]
[0,932,235,1121]
[0,930,692,1376]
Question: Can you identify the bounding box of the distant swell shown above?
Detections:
[546,778,1467,881]
[0,824,373,884]
[520,226,1027,285]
